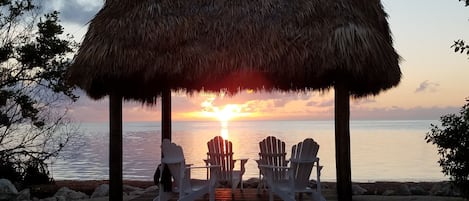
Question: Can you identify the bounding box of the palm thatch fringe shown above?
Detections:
[68,0,400,102]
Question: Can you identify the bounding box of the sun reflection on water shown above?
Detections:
[220,121,229,139]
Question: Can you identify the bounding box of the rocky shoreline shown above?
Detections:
[0,178,463,201]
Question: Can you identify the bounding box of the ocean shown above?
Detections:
[51,120,447,182]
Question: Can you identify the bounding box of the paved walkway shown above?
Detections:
[130,188,337,201]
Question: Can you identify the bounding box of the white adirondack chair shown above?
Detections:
[155,139,219,201]
[256,136,289,194]
[205,136,248,194]
[258,138,325,201]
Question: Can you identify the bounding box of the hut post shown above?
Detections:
[109,94,123,201]
[162,88,171,141]
[334,83,352,201]
[161,88,172,191]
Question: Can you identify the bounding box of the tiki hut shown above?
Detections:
[67,0,401,200]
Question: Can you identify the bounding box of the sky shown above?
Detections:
[43,0,469,122]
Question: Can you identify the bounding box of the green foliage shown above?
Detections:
[23,161,53,186]
[452,40,469,58]
[426,99,469,198]
[0,157,22,182]
[0,154,53,186]
[453,0,469,58]
[1,0,79,185]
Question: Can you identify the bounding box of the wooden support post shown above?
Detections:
[161,89,172,192]
[162,89,171,141]
[109,94,123,201]
[334,83,352,201]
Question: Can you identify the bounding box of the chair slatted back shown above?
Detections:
[161,139,191,192]
[259,136,288,179]
[207,136,234,181]
[290,138,319,189]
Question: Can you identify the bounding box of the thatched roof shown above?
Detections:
[68,0,401,102]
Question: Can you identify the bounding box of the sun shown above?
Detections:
[215,104,240,122]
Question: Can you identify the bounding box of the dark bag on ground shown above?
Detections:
[153,163,172,192]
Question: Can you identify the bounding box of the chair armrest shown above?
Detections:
[162,158,184,164]
[187,165,221,169]
[289,157,319,163]
[258,164,290,169]
[234,158,248,173]
[235,158,249,166]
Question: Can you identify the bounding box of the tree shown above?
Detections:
[426,99,469,198]
[0,0,78,185]
[451,0,469,58]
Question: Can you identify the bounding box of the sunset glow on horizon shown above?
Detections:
[183,93,257,122]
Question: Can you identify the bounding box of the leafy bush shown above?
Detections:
[0,155,53,187]
[426,99,469,198]
[23,162,54,186]
[0,157,22,183]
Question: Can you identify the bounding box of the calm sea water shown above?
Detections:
[51,120,447,182]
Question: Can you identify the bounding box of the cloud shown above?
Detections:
[69,93,461,122]
[44,0,102,25]
[351,106,459,120]
[352,98,376,105]
[415,80,440,93]
[306,101,318,106]
[317,100,334,107]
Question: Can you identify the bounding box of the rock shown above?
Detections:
[409,185,427,195]
[39,197,54,201]
[351,184,367,195]
[123,185,142,193]
[16,188,31,201]
[129,190,145,196]
[382,189,395,196]
[90,184,109,198]
[397,184,411,195]
[40,196,65,201]
[54,187,88,200]
[0,178,18,201]
[56,196,66,201]
[144,185,158,192]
